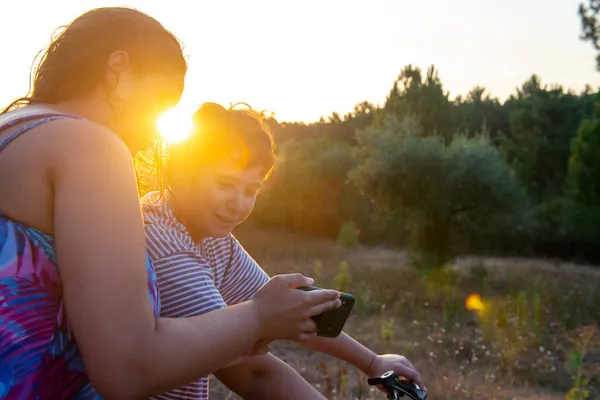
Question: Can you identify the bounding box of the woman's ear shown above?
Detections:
[104,50,130,92]
[107,50,130,73]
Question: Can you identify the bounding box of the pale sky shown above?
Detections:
[1,0,599,123]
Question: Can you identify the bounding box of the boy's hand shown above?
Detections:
[367,354,427,392]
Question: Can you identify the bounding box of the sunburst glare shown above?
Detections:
[157,108,194,143]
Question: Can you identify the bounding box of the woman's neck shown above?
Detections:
[53,94,113,129]
[51,93,140,155]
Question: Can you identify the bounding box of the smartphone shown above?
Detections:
[296,286,355,338]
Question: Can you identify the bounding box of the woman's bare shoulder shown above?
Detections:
[1,107,125,152]
[17,114,133,171]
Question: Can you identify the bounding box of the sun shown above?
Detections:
[157,107,193,143]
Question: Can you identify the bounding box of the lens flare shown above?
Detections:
[465,293,486,313]
[157,108,193,143]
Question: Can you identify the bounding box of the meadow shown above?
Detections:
[209,224,600,400]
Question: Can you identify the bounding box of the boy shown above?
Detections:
[142,102,425,399]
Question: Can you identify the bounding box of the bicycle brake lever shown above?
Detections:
[367,371,427,400]
[390,380,427,400]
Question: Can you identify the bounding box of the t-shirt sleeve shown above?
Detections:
[153,251,227,318]
[219,235,270,305]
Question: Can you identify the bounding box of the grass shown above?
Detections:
[208,223,600,399]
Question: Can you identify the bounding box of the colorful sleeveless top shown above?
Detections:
[0,114,161,399]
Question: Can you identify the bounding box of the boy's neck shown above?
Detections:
[166,193,208,244]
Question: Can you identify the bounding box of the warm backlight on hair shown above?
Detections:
[157,108,193,143]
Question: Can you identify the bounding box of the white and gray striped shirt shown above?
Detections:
[141,190,269,400]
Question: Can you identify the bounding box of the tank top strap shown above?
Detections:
[0,113,84,153]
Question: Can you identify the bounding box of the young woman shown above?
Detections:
[141,102,427,399]
[0,8,339,399]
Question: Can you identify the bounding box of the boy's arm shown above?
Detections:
[301,334,426,390]
[217,236,422,391]
[215,353,326,400]
[301,333,376,374]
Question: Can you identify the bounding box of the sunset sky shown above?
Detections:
[1,0,599,123]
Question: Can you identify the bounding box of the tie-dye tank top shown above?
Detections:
[0,113,161,399]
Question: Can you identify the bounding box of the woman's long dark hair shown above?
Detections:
[2,7,189,196]
[2,6,187,114]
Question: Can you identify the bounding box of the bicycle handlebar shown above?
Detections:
[367,370,428,400]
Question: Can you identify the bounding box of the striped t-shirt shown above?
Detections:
[141,190,270,400]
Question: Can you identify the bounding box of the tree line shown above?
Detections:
[250,66,599,267]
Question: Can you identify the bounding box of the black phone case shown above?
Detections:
[297,286,355,338]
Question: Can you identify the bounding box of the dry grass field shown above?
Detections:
[209,224,600,400]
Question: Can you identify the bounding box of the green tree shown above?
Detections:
[251,137,360,237]
[350,115,527,269]
[453,86,508,142]
[579,0,600,70]
[564,98,600,246]
[383,65,453,139]
[499,76,592,203]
